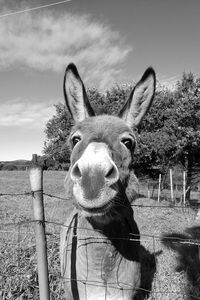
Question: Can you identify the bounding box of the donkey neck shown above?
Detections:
[86,203,132,237]
[78,200,140,262]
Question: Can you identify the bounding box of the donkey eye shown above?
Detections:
[71,136,81,147]
[121,138,134,150]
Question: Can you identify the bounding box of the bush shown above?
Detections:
[61,163,70,171]
[2,164,18,171]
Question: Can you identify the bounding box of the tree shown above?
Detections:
[43,88,108,162]
[2,164,18,171]
[43,103,73,163]
[43,73,200,205]
[136,72,200,202]
[172,73,200,201]
[134,87,177,176]
[43,84,135,162]
[103,84,133,115]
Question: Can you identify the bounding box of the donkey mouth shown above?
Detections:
[77,201,112,214]
[73,180,117,215]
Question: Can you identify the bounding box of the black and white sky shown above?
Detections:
[0,0,200,160]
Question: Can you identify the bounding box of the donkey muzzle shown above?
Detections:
[70,142,119,203]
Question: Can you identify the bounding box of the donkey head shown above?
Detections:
[64,63,155,217]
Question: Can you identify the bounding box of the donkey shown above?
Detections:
[60,63,156,300]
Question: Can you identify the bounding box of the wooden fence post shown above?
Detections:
[32,153,38,164]
[183,171,186,207]
[147,180,150,200]
[158,174,162,202]
[29,164,50,300]
[170,169,174,202]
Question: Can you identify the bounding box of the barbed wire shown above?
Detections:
[1,269,200,300]
[43,192,68,201]
[1,188,199,299]
[0,192,32,196]
[0,190,194,210]
[1,215,200,299]
[59,276,200,299]
[0,219,199,247]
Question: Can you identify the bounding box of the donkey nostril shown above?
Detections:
[105,165,119,183]
[105,166,115,178]
[71,163,81,180]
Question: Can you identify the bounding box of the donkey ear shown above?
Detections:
[119,67,156,128]
[63,63,95,122]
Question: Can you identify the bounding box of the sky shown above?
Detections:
[0,0,200,161]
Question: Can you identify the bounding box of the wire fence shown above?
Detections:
[0,171,200,300]
[0,190,196,208]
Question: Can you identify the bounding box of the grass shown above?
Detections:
[0,171,200,299]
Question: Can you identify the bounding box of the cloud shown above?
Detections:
[0,6,132,89]
[0,98,56,129]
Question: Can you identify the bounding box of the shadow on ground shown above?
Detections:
[134,246,161,300]
[161,226,200,300]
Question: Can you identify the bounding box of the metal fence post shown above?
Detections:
[29,165,50,300]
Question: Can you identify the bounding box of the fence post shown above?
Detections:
[147,180,150,200]
[32,153,38,164]
[157,174,162,202]
[29,164,50,300]
[170,169,174,202]
[183,171,186,207]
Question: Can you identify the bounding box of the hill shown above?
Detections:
[0,160,31,171]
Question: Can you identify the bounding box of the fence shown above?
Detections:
[139,168,200,207]
[0,166,200,300]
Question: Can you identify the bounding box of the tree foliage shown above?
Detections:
[43,86,133,162]
[134,87,177,176]
[43,103,72,163]
[43,72,200,200]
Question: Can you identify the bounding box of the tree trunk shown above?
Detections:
[186,152,193,202]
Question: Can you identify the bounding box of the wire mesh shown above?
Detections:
[0,190,200,300]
